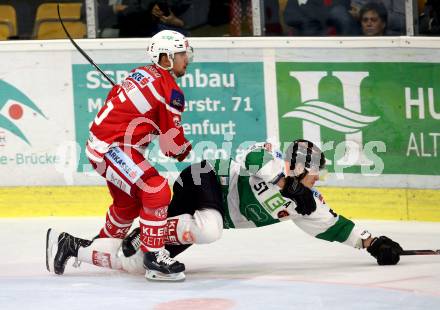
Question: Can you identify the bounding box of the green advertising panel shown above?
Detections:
[73,62,266,172]
[277,62,440,175]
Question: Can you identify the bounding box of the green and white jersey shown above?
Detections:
[209,142,371,249]
[210,142,291,229]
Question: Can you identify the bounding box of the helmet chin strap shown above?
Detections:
[289,162,309,181]
[156,61,177,79]
[156,53,174,74]
[296,171,308,181]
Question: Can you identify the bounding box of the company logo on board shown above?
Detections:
[0,80,46,146]
[282,71,380,166]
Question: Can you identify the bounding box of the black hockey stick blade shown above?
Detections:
[57,3,115,86]
[401,249,440,256]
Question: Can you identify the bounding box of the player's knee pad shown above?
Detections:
[167,209,223,245]
[193,209,223,244]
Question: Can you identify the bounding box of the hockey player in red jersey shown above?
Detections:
[73,30,192,281]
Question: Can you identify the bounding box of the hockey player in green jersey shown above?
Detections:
[160,139,402,264]
[46,140,403,280]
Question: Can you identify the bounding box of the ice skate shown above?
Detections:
[143,249,185,282]
[45,228,91,275]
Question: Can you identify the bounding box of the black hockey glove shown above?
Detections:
[122,227,140,257]
[367,236,403,265]
[280,176,316,216]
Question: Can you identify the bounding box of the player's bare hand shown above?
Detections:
[113,4,128,13]
[160,12,184,27]
[349,4,360,19]
[152,4,164,18]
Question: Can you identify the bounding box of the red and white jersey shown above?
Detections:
[86,65,191,162]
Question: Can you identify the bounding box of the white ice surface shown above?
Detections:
[1,218,439,310]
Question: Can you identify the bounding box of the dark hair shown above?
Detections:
[359,2,388,25]
[426,0,440,12]
[156,0,170,17]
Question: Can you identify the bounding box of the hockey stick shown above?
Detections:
[57,3,115,86]
[401,249,440,256]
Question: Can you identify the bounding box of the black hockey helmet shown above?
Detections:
[285,139,326,179]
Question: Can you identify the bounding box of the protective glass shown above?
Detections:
[186,46,194,63]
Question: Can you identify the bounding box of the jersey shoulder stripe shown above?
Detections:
[132,65,184,116]
[121,79,152,114]
[146,81,166,104]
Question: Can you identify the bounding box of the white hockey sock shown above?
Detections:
[77,238,123,270]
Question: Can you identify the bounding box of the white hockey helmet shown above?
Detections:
[147,30,193,70]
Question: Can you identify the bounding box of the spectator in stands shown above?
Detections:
[96,0,131,37]
[358,2,387,36]
[283,0,357,36]
[95,0,187,38]
[419,0,440,35]
[118,0,187,37]
[149,1,185,34]
[350,0,404,35]
[264,0,283,36]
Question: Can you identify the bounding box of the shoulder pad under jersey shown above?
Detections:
[240,142,285,184]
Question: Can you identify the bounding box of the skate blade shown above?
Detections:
[145,270,186,282]
[45,228,59,273]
